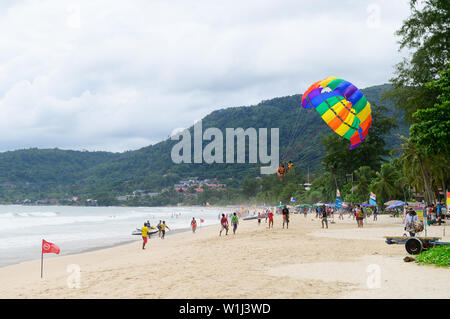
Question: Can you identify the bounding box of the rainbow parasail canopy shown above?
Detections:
[301,77,372,149]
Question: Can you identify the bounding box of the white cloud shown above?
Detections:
[0,0,411,152]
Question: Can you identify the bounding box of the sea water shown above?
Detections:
[0,205,230,267]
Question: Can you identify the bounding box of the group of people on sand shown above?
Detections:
[140,220,170,249]
[425,203,445,225]
[218,205,292,236]
[312,204,380,229]
[257,208,274,228]
[313,205,334,229]
[140,201,443,248]
[256,206,290,229]
[219,213,240,236]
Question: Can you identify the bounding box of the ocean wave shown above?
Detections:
[0,207,219,232]
[0,211,59,218]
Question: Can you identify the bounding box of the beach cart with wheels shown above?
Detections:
[384,236,450,255]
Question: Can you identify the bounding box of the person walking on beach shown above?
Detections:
[157,220,162,238]
[268,209,274,229]
[437,203,443,225]
[219,214,229,236]
[321,204,327,219]
[231,212,239,234]
[141,223,149,250]
[160,221,170,239]
[191,218,197,233]
[356,205,365,228]
[282,205,290,229]
[257,212,262,225]
[265,210,268,223]
[321,208,328,229]
[373,206,378,221]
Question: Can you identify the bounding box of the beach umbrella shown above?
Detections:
[407,202,423,208]
[384,200,402,206]
[386,201,405,209]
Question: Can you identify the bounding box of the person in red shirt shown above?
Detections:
[268,210,274,229]
[219,214,229,236]
[191,218,197,233]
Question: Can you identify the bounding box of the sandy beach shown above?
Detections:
[0,213,449,299]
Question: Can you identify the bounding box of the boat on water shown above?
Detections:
[131,227,159,236]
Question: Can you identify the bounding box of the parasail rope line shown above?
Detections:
[281,103,304,162]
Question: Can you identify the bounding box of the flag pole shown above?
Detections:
[41,239,43,278]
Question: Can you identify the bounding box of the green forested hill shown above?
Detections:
[0,83,408,203]
[0,148,121,183]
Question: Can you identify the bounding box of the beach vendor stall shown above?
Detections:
[384,203,450,254]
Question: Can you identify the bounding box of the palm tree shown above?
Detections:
[370,162,404,205]
[352,166,375,203]
[397,136,435,204]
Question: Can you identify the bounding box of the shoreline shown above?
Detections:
[0,204,239,268]
[0,225,209,269]
[1,214,448,298]
[0,203,263,209]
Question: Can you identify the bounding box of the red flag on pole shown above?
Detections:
[42,239,60,254]
[41,239,60,278]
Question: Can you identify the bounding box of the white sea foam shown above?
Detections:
[0,205,229,267]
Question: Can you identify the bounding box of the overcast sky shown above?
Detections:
[0,0,412,152]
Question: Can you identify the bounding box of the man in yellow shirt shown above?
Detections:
[141,223,149,249]
[160,221,170,239]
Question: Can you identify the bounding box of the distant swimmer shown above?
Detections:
[141,223,149,250]
[231,212,239,235]
[191,218,197,233]
[160,221,170,239]
[219,214,229,236]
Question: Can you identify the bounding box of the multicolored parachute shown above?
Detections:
[301,77,372,149]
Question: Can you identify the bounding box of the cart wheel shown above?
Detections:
[405,238,423,255]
